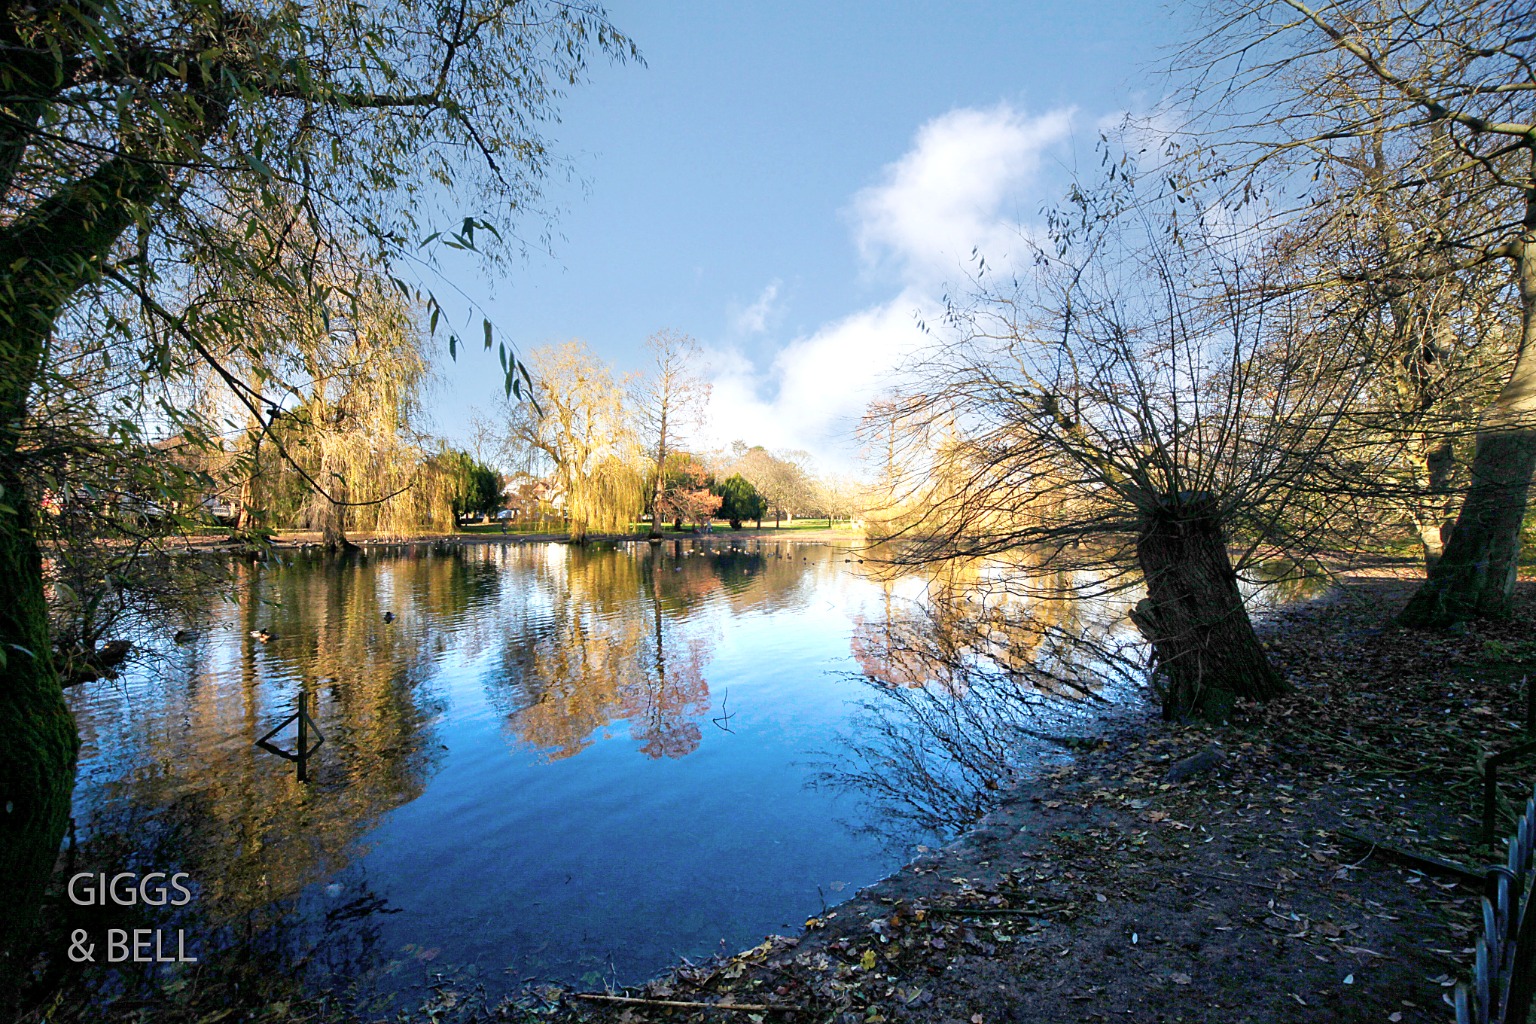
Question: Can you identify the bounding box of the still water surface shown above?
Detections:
[67,538,1053,1000]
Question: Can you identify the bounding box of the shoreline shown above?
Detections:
[512,573,1534,1024]
[163,524,867,553]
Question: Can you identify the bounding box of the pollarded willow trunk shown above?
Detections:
[1400,227,1536,627]
[1130,500,1288,722]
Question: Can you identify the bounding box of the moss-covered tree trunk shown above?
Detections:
[0,156,168,1004]
[1400,217,1536,627]
[1130,499,1288,721]
[0,470,77,1001]
[0,308,76,1011]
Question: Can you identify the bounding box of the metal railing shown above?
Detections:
[1457,780,1536,1024]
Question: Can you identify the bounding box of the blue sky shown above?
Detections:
[430,2,1186,473]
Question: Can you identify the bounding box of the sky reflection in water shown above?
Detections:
[66,539,982,997]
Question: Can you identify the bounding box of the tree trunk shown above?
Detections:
[1399,224,1536,627]
[233,420,264,537]
[1130,501,1288,722]
[1416,518,1448,568]
[321,514,355,552]
[0,156,170,1004]
[649,409,668,540]
[317,445,355,552]
[1412,435,1457,570]
[0,477,77,1005]
[0,319,74,1007]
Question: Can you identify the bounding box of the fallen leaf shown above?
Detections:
[1171,973,1191,985]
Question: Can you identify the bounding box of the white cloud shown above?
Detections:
[853,104,1074,288]
[703,103,1075,474]
[703,294,931,465]
[731,280,781,334]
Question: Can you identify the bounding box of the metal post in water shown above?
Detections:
[255,686,324,782]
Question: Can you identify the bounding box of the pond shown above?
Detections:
[59,538,1105,1010]
[54,537,1305,1012]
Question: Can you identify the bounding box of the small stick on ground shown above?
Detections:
[1181,869,1283,892]
[920,903,1071,917]
[570,992,805,1014]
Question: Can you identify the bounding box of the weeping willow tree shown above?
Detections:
[247,283,446,548]
[156,208,459,547]
[503,341,646,542]
[164,211,346,540]
[23,296,234,680]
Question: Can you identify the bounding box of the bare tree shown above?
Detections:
[1173,0,1536,624]
[877,171,1373,720]
[635,330,710,538]
[733,446,816,527]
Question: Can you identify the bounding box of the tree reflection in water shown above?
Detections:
[826,551,1329,840]
[827,553,1147,839]
[487,540,829,762]
[47,550,475,1015]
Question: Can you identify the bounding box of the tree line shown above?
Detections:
[494,332,865,540]
[1,0,1531,1010]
